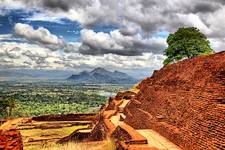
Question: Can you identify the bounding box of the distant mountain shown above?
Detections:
[0,69,75,79]
[67,67,138,84]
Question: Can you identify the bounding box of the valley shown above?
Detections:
[0,80,130,118]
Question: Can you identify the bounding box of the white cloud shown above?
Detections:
[14,23,80,52]
[177,13,212,35]
[0,42,52,68]
[3,0,224,52]
[22,12,65,24]
[0,0,26,10]
[207,7,225,38]
[14,23,62,46]
[209,38,225,52]
[0,34,12,40]
[6,47,21,59]
[2,0,225,48]
[1,0,225,76]
[0,41,165,77]
[79,29,167,55]
[0,0,224,33]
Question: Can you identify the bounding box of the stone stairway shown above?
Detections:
[137,130,181,150]
[102,91,182,150]
[120,123,148,145]
[60,91,182,149]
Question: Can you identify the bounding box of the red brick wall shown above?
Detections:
[125,52,225,150]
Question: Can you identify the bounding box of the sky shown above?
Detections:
[0,0,225,79]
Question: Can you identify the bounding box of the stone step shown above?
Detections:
[78,129,92,133]
[120,113,126,121]
[118,123,148,145]
[126,144,159,150]
[103,110,117,119]
[137,129,182,150]
[118,100,130,112]
[103,119,116,135]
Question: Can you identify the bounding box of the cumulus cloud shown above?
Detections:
[1,0,224,31]
[6,47,21,59]
[0,40,70,69]
[42,0,70,11]
[79,29,167,56]
[14,23,63,50]
[0,40,165,77]
[31,0,221,32]
[14,23,79,52]
[57,52,165,71]
[207,7,225,38]
[1,0,225,76]
[2,0,225,51]
[13,22,167,56]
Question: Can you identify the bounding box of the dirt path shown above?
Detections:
[137,129,181,150]
[0,118,24,130]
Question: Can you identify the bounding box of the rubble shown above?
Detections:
[0,129,23,150]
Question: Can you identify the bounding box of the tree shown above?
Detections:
[0,98,15,118]
[163,27,214,65]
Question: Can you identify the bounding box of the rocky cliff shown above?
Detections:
[124,51,225,150]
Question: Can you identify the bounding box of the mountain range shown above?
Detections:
[67,67,138,84]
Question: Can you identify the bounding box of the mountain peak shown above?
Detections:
[90,67,109,75]
[92,67,107,72]
[79,71,89,75]
[67,67,138,84]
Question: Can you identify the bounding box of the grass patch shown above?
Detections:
[39,139,115,150]
[20,124,88,150]
[21,125,87,138]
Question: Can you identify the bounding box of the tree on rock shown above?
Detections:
[163,27,214,65]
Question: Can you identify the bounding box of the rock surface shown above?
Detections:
[124,51,225,150]
[0,129,23,150]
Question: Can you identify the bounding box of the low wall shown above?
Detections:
[32,113,97,121]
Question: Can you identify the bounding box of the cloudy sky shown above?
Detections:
[0,0,225,78]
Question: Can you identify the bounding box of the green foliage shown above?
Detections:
[164,27,214,65]
[0,81,127,118]
[0,98,15,118]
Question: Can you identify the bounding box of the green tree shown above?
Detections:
[0,98,15,118]
[163,27,214,65]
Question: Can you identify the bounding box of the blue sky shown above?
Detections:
[0,9,121,42]
[0,0,224,79]
[0,9,82,42]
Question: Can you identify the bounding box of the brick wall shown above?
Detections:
[125,52,225,150]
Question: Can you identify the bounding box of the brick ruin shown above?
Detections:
[124,51,225,150]
[1,52,225,150]
[0,129,23,150]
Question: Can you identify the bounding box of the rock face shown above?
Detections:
[0,129,23,150]
[124,52,225,150]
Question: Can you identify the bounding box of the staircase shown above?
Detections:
[101,91,182,150]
